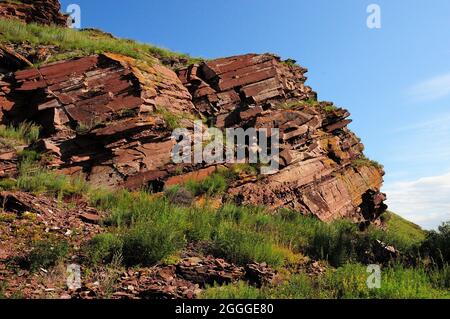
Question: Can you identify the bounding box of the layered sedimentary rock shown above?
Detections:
[0,0,67,26]
[0,49,387,225]
[179,54,386,225]
[1,52,196,188]
[178,54,316,128]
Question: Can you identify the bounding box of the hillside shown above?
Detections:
[384,211,427,246]
[0,0,449,300]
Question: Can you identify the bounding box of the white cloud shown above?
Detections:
[408,73,450,102]
[384,172,450,230]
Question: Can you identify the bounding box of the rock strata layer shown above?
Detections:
[1,51,386,225]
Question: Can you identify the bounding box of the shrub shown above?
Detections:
[212,223,286,267]
[0,122,40,145]
[185,173,227,197]
[420,221,450,267]
[122,219,186,267]
[352,155,384,170]
[22,239,68,272]
[164,186,193,206]
[86,233,123,265]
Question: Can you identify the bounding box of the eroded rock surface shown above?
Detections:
[179,54,386,225]
[1,53,197,188]
[0,50,386,225]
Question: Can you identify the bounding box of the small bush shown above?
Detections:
[352,155,384,170]
[164,186,193,206]
[0,122,40,145]
[16,161,88,197]
[86,233,123,265]
[185,173,227,197]
[212,223,286,267]
[23,239,68,272]
[122,220,186,267]
[420,221,450,267]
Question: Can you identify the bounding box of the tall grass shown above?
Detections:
[201,264,450,299]
[212,223,286,267]
[0,122,40,145]
[0,18,201,66]
[16,157,88,198]
[384,211,426,247]
[1,155,428,269]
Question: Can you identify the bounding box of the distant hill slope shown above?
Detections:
[384,211,427,246]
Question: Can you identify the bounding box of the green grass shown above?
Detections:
[0,122,40,146]
[153,106,188,130]
[184,173,228,197]
[212,223,286,267]
[352,155,384,170]
[322,104,338,113]
[2,155,425,269]
[281,58,298,67]
[121,219,186,266]
[200,281,263,299]
[85,233,123,265]
[384,211,426,247]
[2,148,450,298]
[0,155,438,269]
[15,159,89,198]
[0,18,202,67]
[202,264,450,299]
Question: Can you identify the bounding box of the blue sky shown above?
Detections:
[60,0,450,229]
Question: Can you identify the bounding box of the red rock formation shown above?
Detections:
[179,54,387,225]
[0,0,68,26]
[1,53,196,188]
[178,53,316,128]
[0,51,387,225]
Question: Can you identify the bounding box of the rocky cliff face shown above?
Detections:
[179,54,386,225]
[0,2,387,226]
[0,0,67,26]
[0,48,387,226]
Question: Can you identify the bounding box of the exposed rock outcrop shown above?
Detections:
[179,54,386,225]
[0,50,387,225]
[1,53,197,188]
[0,0,68,26]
